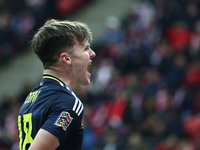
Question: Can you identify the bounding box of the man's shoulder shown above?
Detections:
[37,82,72,97]
[26,84,75,107]
[55,92,83,117]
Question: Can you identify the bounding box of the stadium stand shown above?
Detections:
[1,0,200,149]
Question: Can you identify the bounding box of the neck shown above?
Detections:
[43,68,75,90]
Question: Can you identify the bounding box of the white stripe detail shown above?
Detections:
[68,87,83,116]
[72,97,78,111]
[59,82,64,87]
[78,104,84,116]
[66,86,70,91]
[76,101,82,114]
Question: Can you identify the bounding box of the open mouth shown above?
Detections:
[87,62,92,75]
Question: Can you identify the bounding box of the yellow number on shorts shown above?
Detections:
[18,113,34,150]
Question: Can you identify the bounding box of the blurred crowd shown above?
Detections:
[0,0,90,65]
[1,0,200,150]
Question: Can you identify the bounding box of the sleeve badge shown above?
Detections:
[55,111,73,131]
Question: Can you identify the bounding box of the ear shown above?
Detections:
[60,53,71,65]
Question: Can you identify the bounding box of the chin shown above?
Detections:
[84,80,90,85]
[80,79,90,86]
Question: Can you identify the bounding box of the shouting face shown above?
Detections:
[69,39,96,86]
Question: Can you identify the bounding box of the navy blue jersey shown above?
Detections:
[18,75,84,150]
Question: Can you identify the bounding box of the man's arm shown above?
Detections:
[28,129,60,150]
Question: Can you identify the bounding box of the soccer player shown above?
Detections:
[18,19,96,150]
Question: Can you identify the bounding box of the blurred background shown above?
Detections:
[1,0,200,149]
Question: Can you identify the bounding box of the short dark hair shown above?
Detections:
[30,19,92,69]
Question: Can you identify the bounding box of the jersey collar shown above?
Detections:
[42,74,66,87]
[41,74,74,93]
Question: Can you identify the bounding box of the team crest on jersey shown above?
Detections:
[55,111,73,131]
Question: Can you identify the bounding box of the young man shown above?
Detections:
[18,19,96,150]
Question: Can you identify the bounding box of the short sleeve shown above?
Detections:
[41,94,79,144]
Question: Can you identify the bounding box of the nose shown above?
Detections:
[90,49,96,59]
